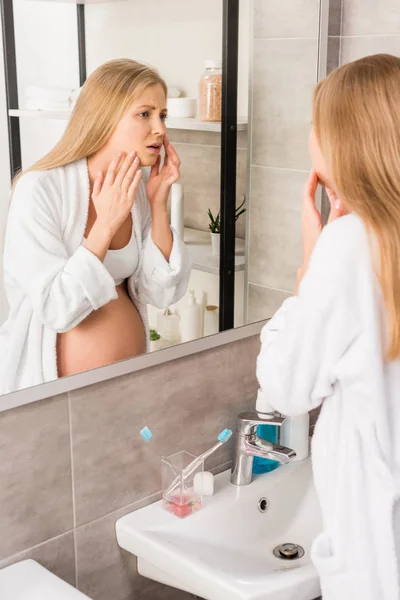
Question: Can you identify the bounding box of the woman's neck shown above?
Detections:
[86,148,116,189]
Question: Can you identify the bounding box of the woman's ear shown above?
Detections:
[326,187,348,223]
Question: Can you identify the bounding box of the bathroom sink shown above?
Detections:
[116,457,322,600]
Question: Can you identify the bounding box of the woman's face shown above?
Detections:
[309,127,331,188]
[107,84,168,167]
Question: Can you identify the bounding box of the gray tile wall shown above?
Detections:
[327,0,400,227]
[0,335,261,600]
[340,0,400,64]
[247,0,321,322]
[321,0,342,222]
[317,0,400,232]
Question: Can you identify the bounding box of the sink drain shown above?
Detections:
[258,497,269,513]
[273,543,305,560]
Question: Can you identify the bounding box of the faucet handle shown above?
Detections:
[236,410,286,436]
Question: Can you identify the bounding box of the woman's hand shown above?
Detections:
[92,151,142,239]
[295,170,346,294]
[300,169,323,270]
[146,135,181,211]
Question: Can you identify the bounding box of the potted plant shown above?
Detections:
[207,208,221,256]
[207,195,246,256]
[149,328,162,352]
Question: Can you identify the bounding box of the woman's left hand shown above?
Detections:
[146,135,181,210]
[299,169,323,273]
[295,169,346,294]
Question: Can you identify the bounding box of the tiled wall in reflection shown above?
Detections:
[168,129,248,239]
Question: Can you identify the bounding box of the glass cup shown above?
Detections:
[161,451,203,518]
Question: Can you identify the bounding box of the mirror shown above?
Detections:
[0,0,329,401]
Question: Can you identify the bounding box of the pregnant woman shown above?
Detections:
[257,54,400,599]
[0,58,191,394]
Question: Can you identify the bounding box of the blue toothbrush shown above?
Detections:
[140,426,153,442]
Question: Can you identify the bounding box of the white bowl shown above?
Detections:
[167,97,197,119]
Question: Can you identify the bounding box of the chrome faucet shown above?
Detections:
[230,411,296,486]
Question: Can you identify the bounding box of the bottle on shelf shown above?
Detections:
[198,60,222,122]
[204,305,219,337]
[157,309,180,344]
[180,290,203,342]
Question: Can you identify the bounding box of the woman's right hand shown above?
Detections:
[92,151,142,239]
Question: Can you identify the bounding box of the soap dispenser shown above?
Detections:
[255,387,310,464]
[253,388,280,474]
[280,413,310,461]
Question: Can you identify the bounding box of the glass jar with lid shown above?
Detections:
[198,59,222,122]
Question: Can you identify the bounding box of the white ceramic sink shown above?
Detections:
[116,457,322,600]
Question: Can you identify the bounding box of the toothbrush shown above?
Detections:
[140,426,153,442]
[183,429,233,478]
[141,426,181,480]
[165,429,232,497]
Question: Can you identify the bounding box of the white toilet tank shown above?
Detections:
[0,559,92,599]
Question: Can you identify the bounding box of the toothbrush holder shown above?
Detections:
[161,451,204,519]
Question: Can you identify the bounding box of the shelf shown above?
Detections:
[184,227,245,276]
[167,117,248,132]
[8,109,247,132]
[9,109,71,120]
[24,0,128,3]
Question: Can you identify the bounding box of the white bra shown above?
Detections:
[84,227,139,286]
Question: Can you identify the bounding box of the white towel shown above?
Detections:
[167,87,181,98]
[25,86,81,111]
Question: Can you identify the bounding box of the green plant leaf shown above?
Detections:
[235,208,246,221]
[208,207,221,233]
[236,197,246,212]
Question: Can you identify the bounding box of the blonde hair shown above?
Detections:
[313,53,400,360]
[15,58,167,182]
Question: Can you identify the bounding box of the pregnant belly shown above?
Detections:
[56,283,146,378]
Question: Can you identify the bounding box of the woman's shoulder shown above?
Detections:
[11,170,55,214]
[10,163,80,224]
[12,160,83,204]
[323,212,365,237]
[13,168,50,191]
[14,164,64,194]
[310,213,370,283]
[16,159,82,186]
[317,213,367,257]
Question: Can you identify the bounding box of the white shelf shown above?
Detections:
[8,109,248,132]
[9,109,71,120]
[184,227,245,276]
[24,0,128,3]
[167,117,248,132]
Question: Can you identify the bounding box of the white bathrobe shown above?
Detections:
[0,159,191,394]
[256,214,400,600]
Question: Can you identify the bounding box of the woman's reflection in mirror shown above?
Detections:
[0,59,191,394]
